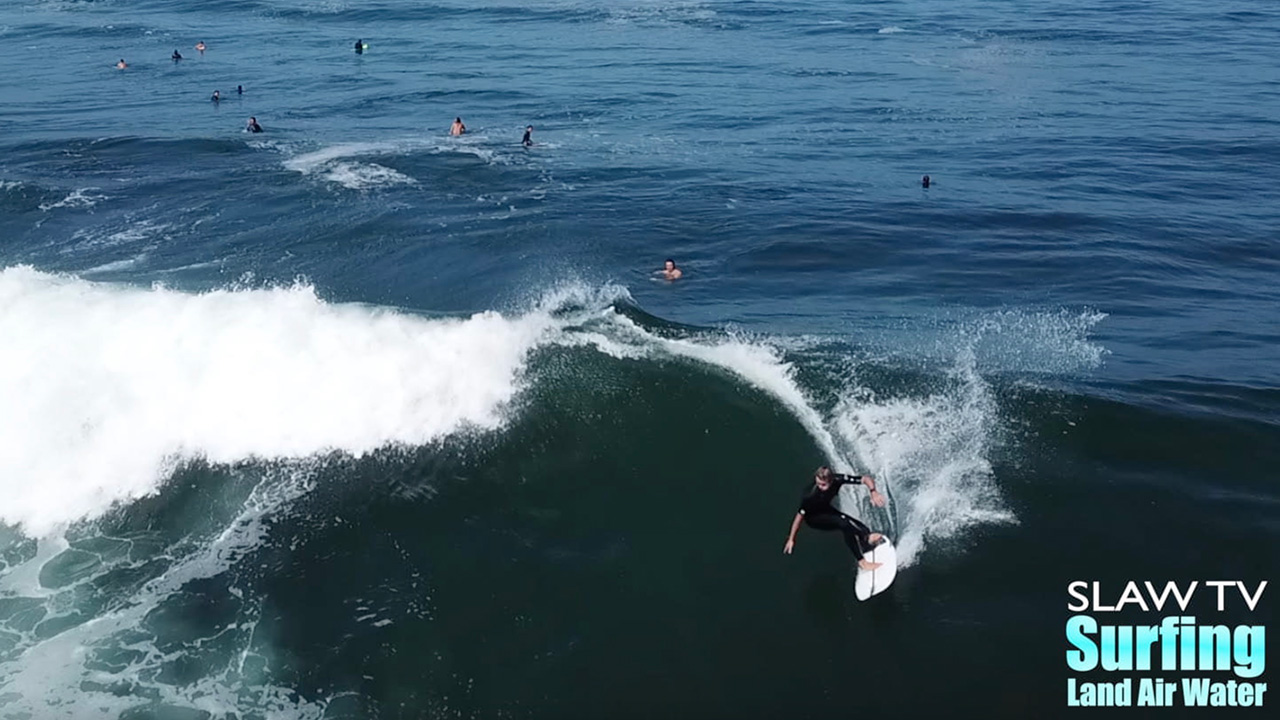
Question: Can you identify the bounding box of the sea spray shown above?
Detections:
[833,349,1015,566]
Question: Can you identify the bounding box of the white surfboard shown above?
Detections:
[854,537,897,600]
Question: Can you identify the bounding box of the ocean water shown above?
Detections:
[0,0,1277,717]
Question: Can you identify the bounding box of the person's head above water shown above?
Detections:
[814,466,835,489]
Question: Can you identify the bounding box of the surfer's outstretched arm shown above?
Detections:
[838,472,887,507]
[861,475,887,507]
[782,512,804,554]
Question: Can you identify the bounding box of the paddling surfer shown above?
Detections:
[783,466,887,570]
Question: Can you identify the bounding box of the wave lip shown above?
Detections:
[0,266,562,536]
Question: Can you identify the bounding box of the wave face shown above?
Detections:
[0,269,1130,717]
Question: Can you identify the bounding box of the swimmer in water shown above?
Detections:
[450,117,466,136]
[246,117,263,133]
[657,258,682,281]
[211,90,221,103]
[172,50,183,61]
[116,59,128,70]
[922,174,931,188]
[355,39,365,54]
[195,41,206,54]
[521,125,534,147]
[237,85,243,95]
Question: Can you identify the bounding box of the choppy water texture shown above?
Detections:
[1,1,1277,718]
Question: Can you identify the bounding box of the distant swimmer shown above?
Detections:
[246,116,263,133]
[354,39,365,54]
[237,85,243,95]
[172,50,183,61]
[116,59,128,70]
[922,174,931,188]
[521,125,534,147]
[783,466,887,571]
[195,41,206,54]
[450,117,467,136]
[656,258,682,281]
[211,89,221,103]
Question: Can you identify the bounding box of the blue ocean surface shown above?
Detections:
[1,1,1277,717]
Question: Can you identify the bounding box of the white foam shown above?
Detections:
[0,266,565,536]
[0,469,328,719]
[283,137,511,189]
[322,161,416,190]
[38,188,107,212]
[878,26,906,34]
[283,141,396,176]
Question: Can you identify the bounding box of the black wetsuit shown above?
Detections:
[522,129,532,147]
[355,41,364,54]
[799,474,873,560]
[247,122,262,133]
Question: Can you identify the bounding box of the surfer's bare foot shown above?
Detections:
[858,559,883,571]
[868,533,884,545]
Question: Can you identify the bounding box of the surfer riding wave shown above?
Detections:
[783,466,887,570]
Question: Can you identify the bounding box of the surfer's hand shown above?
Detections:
[869,489,887,507]
[783,539,794,554]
